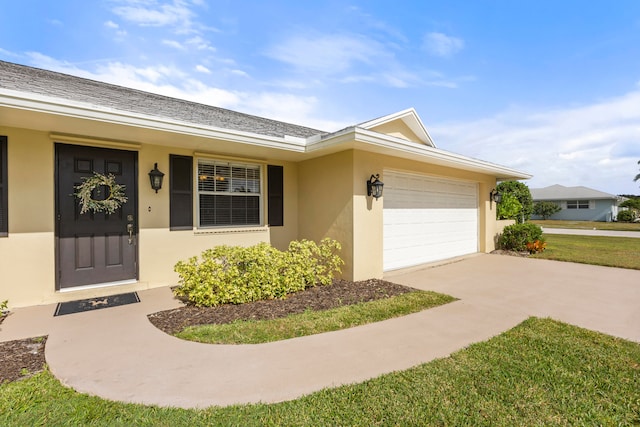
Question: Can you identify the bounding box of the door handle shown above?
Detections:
[127,223,134,245]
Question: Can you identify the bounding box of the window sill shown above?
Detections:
[194,225,269,235]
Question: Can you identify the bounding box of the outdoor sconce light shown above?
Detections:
[490,189,502,204]
[148,163,165,193]
[367,174,384,199]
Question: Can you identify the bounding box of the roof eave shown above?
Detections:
[0,88,308,152]
[0,89,532,180]
[308,127,532,180]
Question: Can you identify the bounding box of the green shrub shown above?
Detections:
[497,193,523,223]
[496,181,533,223]
[173,238,344,307]
[498,223,544,252]
[617,210,636,222]
[533,201,562,220]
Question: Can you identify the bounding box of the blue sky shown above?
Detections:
[1,0,640,194]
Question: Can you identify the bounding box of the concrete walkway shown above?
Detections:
[1,255,639,409]
[542,227,640,238]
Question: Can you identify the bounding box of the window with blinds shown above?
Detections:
[197,160,261,226]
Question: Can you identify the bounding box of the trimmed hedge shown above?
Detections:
[498,223,544,252]
[173,238,344,307]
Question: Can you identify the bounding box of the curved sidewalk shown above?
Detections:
[1,255,639,409]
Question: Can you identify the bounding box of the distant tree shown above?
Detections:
[496,181,533,223]
[620,198,640,210]
[635,160,640,184]
[533,201,562,220]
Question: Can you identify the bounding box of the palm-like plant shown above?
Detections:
[635,160,640,183]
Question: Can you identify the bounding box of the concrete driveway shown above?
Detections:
[1,254,638,409]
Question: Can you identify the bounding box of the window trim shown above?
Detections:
[196,158,263,228]
[0,136,7,237]
[566,199,591,210]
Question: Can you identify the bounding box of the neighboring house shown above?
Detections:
[530,184,624,222]
[0,60,530,307]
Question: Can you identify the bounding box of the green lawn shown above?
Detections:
[533,234,640,270]
[177,291,455,344]
[1,318,638,426]
[531,219,640,232]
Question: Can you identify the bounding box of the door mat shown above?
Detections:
[54,292,140,316]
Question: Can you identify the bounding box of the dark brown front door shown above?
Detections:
[56,144,138,289]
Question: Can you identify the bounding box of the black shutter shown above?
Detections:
[267,165,284,227]
[0,136,6,237]
[170,155,193,230]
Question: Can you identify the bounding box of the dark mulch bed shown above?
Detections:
[149,278,414,335]
[0,279,414,384]
[0,326,47,384]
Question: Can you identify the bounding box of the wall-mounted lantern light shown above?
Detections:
[148,163,165,193]
[490,188,502,204]
[367,174,384,199]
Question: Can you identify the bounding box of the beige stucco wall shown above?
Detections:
[297,150,355,279]
[297,149,501,282]
[268,162,299,251]
[2,122,505,307]
[354,150,499,280]
[368,121,422,144]
[0,126,297,307]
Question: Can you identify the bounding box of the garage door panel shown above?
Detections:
[383,171,478,271]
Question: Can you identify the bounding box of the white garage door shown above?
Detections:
[383,171,478,271]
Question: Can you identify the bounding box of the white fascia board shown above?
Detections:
[0,89,307,153]
[0,88,531,180]
[310,127,532,180]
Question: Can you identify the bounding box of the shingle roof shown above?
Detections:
[530,184,618,200]
[0,60,325,139]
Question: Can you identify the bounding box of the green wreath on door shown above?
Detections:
[74,172,128,214]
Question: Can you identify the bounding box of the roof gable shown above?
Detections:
[357,108,436,147]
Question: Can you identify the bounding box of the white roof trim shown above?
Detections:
[0,88,531,180]
[357,108,436,147]
[0,88,307,152]
[308,127,531,180]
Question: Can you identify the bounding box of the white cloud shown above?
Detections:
[162,39,185,50]
[430,89,640,194]
[0,48,19,58]
[266,32,436,90]
[23,53,337,130]
[266,33,380,75]
[113,1,192,27]
[265,30,467,91]
[423,32,464,58]
[195,64,210,74]
[104,19,127,38]
[186,36,215,51]
[229,69,249,78]
[111,0,199,34]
